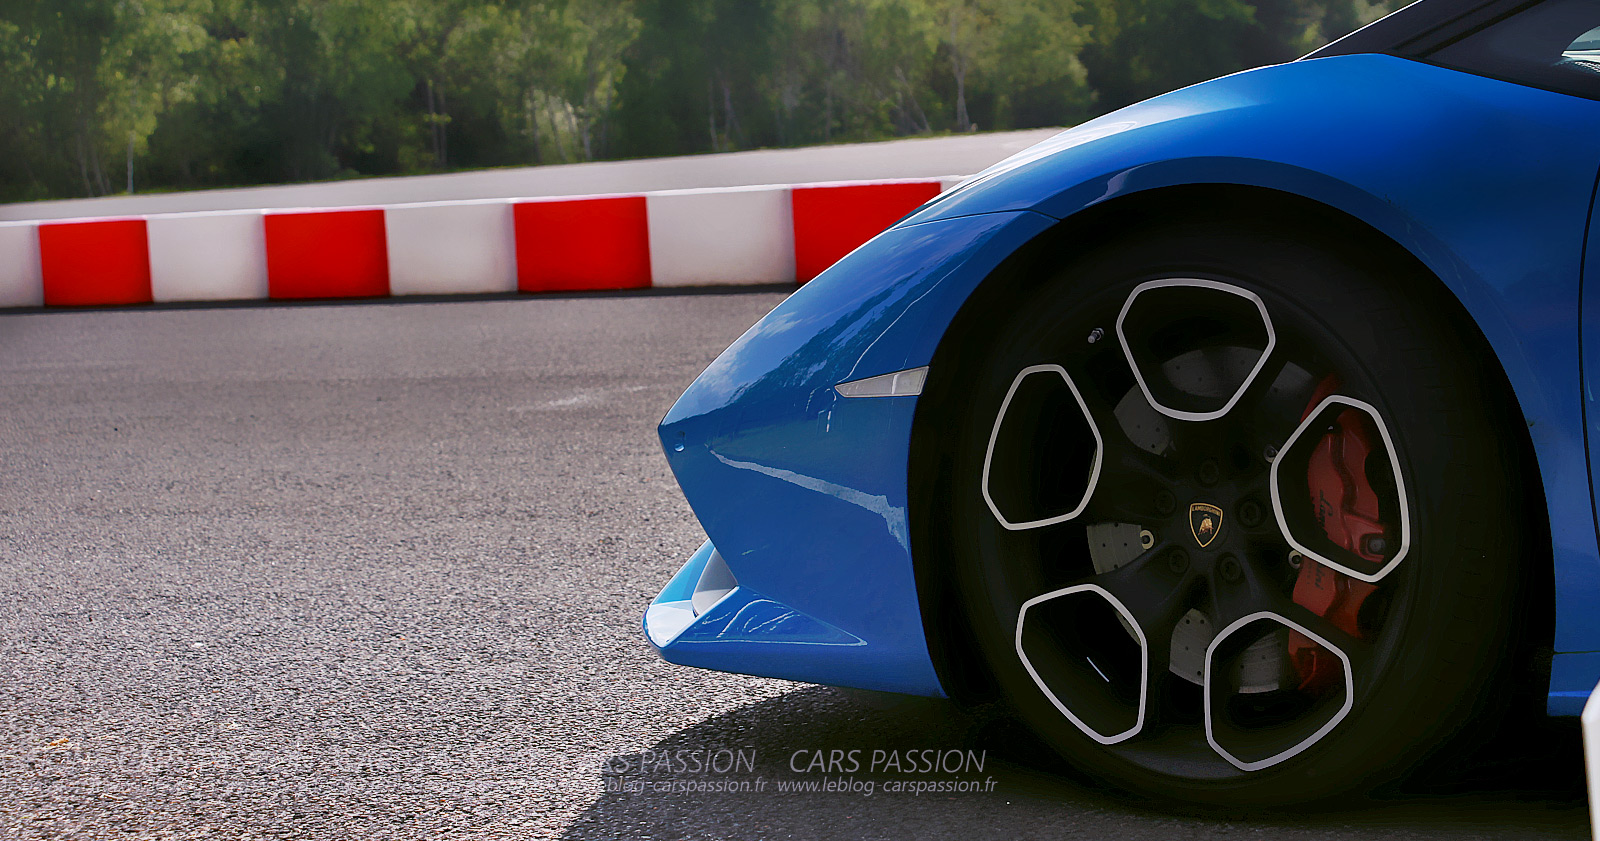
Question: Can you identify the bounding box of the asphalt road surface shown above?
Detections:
[0,290,1589,839]
[0,129,1061,221]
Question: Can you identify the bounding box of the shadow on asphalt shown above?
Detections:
[562,685,1588,841]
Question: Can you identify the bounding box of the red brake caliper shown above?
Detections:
[1288,375,1385,692]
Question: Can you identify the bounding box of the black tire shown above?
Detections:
[930,215,1533,806]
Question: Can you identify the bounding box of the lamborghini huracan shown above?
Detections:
[646,0,1600,804]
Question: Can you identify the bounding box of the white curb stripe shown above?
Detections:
[148,210,269,303]
[385,200,517,296]
[646,185,795,287]
[0,222,43,308]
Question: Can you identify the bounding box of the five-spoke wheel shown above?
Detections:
[928,216,1534,805]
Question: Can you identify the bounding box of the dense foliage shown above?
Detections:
[0,0,1394,202]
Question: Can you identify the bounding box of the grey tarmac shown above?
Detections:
[0,290,1586,839]
[0,129,1061,222]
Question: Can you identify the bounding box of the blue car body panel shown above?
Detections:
[652,210,1055,696]
[648,53,1600,712]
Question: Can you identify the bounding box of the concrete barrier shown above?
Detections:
[38,218,151,307]
[265,208,390,300]
[0,222,43,308]
[647,186,795,287]
[385,200,517,296]
[0,176,964,309]
[148,210,268,302]
[514,195,653,293]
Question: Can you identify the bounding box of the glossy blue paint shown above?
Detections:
[655,210,1054,696]
[1550,652,1600,716]
[924,54,1600,685]
[651,52,1600,709]
[645,539,871,683]
[1576,163,1600,712]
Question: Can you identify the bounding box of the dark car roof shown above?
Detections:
[1305,0,1542,60]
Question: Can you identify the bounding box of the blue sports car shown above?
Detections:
[646,0,1600,805]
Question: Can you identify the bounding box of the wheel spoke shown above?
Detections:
[1016,580,1153,744]
[1115,278,1276,422]
[982,364,1104,530]
[1231,351,1293,414]
[1269,394,1411,583]
[1202,567,1367,659]
[1082,443,1174,523]
[1083,555,1200,701]
[1262,590,1375,678]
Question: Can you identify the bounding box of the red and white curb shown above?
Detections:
[0,177,963,309]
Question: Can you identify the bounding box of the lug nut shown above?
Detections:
[1263,444,1279,462]
[1363,535,1389,557]
[1198,460,1220,486]
[1139,529,1155,550]
[1239,500,1263,528]
[1219,554,1242,582]
[1155,490,1176,516]
[1087,327,1105,344]
[1167,548,1190,574]
[1288,550,1303,569]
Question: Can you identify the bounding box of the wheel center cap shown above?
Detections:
[1189,502,1224,548]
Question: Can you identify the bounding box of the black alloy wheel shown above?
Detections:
[933,216,1535,806]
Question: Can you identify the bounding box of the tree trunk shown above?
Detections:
[75,120,94,197]
[582,66,599,161]
[426,79,442,168]
[897,67,932,134]
[823,77,833,142]
[708,79,720,152]
[722,81,739,148]
[526,90,545,164]
[437,87,448,167]
[90,139,109,196]
[954,68,969,132]
[580,110,593,161]
[566,103,584,161]
[949,13,971,132]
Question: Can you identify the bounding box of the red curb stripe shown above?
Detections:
[39,219,152,307]
[265,209,390,300]
[791,181,942,284]
[514,196,652,292]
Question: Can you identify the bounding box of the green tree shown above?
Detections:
[1076,0,1395,111]
[0,0,208,198]
[985,0,1094,128]
[0,0,1403,203]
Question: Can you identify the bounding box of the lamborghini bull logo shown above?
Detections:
[1190,503,1223,548]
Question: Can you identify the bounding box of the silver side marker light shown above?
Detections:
[835,366,928,398]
